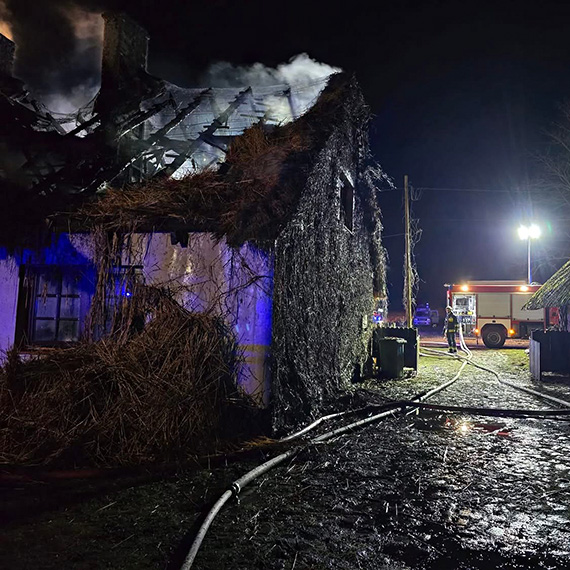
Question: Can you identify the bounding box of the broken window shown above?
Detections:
[339,173,354,231]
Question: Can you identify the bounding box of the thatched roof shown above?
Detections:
[68,73,371,247]
[0,73,385,251]
[523,259,570,309]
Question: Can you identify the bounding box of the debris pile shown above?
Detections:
[0,291,256,468]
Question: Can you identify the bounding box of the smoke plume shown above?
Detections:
[201,53,341,122]
[1,1,340,118]
[201,53,341,89]
[1,0,108,112]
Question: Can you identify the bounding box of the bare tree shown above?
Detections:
[531,104,570,274]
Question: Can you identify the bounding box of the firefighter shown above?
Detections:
[444,306,458,353]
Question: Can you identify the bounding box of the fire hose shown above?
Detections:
[180,355,470,569]
[179,326,570,569]
[422,324,570,409]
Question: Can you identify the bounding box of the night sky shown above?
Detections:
[3,0,570,310]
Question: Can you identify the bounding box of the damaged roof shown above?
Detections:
[0,26,332,198]
[0,71,381,248]
[0,15,389,249]
[73,73,374,247]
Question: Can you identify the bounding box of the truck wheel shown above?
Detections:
[482,327,506,348]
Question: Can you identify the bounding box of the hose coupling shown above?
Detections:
[231,482,241,496]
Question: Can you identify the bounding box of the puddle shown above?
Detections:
[411,412,512,437]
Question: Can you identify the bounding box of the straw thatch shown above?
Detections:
[69,75,355,248]
[70,123,310,248]
[523,259,570,309]
[0,290,257,468]
[269,76,384,432]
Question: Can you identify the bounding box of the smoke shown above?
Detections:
[201,53,341,122]
[201,53,341,89]
[2,1,340,119]
[1,0,107,112]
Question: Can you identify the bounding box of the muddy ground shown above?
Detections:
[1,347,570,569]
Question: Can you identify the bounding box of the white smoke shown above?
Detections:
[42,83,98,114]
[41,7,102,114]
[201,53,341,123]
[202,53,341,88]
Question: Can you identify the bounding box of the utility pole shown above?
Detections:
[404,175,412,328]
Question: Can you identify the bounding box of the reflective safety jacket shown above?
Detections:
[445,312,458,333]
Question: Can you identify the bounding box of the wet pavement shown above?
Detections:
[417,327,530,349]
[194,350,570,569]
[2,349,570,570]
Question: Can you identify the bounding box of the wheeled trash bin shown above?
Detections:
[376,337,407,379]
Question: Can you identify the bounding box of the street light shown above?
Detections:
[518,224,541,284]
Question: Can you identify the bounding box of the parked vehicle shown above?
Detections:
[445,280,550,348]
[413,303,439,327]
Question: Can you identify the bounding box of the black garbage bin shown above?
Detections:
[377,337,407,379]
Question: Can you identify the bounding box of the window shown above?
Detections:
[16,265,143,347]
[339,174,354,231]
[17,266,94,346]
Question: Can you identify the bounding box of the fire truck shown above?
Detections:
[445,280,549,348]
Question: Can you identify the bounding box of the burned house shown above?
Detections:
[0,14,388,436]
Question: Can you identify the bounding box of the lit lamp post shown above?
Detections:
[517,224,541,284]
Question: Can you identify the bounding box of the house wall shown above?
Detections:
[0,257,19,353]
[0,233,273,406]
[271,92,377,431]
[127,233,274,406]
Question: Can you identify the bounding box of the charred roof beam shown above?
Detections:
[65,114,101,137]
[82,88,212,192]
[116,93,172,140]
[160,87,252,178]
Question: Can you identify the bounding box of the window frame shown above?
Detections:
[17,265,92,347]
[101,265,144,335]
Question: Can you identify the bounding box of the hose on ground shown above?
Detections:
[279,410,357,442]
[180,326,570,569]
[393,400,570,419]
[421,324,570,409]
[180,449,299,570]
[455,354,570,408]
[179,351,470,569]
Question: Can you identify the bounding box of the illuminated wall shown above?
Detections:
[0,232,274,406]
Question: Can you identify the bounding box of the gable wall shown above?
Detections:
[271,96,377,431]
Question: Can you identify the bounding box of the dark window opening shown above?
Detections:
[340,175,354,231]
[16,265,144,347]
